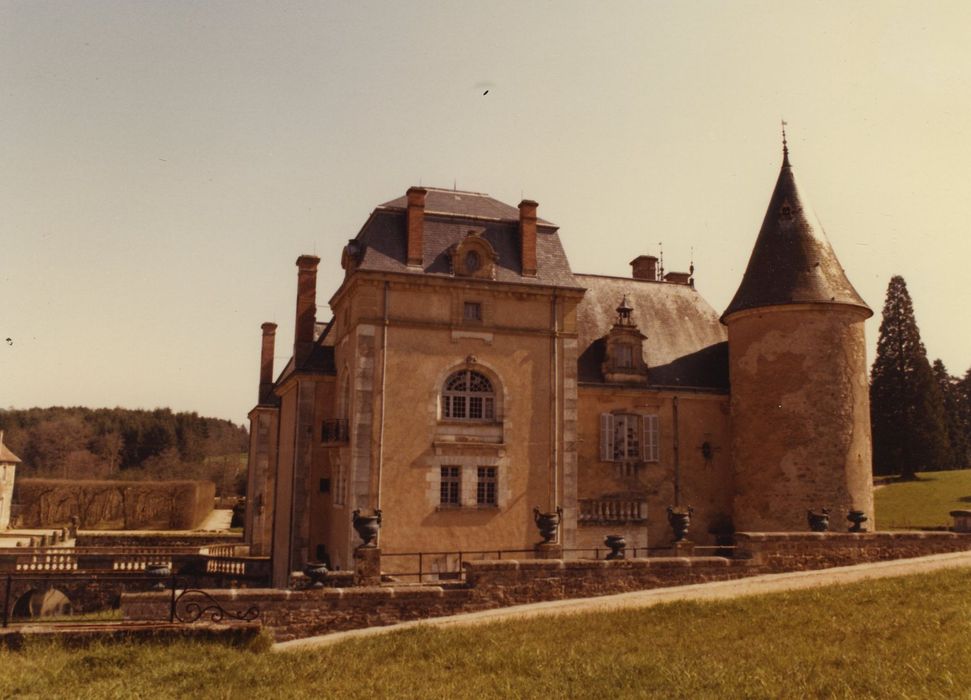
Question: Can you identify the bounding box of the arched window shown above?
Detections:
[442,370,495,421]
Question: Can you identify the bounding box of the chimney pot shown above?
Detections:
[518,199,538,277]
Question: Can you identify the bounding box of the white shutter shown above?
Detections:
[644,414,659,462]
[600,413,615,461]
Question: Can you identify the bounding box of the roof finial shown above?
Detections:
[658,242,665,280]
[781,119,790,166]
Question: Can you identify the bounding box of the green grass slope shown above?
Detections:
[2,568,971,699]
[875,468,971,529]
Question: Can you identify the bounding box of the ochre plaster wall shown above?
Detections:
[576,386,731,549]
[727,305,873,531]
[313,277,579,571]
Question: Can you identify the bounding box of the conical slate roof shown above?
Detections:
[722,150,870,322]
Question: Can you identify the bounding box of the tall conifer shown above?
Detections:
[869,276,949,478]
[932,359,967,468]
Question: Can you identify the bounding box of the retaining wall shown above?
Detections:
[121,531,971,642]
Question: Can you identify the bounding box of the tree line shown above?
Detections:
[870,275,970,478]
[0,407,248,495]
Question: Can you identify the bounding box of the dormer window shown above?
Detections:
[452,231,498,279]
[615,344,634,369]
[601,294,649,383]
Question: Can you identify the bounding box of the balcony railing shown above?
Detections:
[578,498,647,524]
[321,419,349,444]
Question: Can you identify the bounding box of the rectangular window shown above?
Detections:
[476,467,497,506]
[463,301,482,322]
[613,414,641,460]
[601,413,655,462]
[440,466,461,506]
[319,478,330,493]
[616,344,633,369]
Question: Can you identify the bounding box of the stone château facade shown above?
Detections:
[245,145,874,587]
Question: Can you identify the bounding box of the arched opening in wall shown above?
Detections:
[440,368,501,422]
[12,587,73,619]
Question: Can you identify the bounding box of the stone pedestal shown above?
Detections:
[951,510,971,533]
[354,546,381,587]
[534,543,563,560]
[673,540,695,557]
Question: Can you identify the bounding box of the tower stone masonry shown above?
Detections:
[722,145,874,531]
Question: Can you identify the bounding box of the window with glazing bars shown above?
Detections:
[477,466,497,506]
[440,466,461,506]
[442,370,495,421]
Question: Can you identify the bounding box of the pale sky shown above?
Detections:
[2,1,970,425]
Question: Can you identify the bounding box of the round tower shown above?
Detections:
[722,140,874,532]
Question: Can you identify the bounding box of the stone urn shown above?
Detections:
[807,508,831,532]
[847,509,869,533]
[533,506,563,544]
[303,561,329,588]
[604,534,626,560]
[667,506,694,542]
[145,563,171,591]
[352,509,382,547]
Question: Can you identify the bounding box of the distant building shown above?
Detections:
[0,431,21,530]
[245,144,874,587]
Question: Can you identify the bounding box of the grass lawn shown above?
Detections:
[2,568,971,699]
[875,468,971,529]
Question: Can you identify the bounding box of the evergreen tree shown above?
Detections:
[932,359,968,469]
[869,276,949,478]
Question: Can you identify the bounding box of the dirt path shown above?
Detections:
[274,550,971,653]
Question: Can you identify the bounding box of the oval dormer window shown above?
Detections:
[465,250,481,273]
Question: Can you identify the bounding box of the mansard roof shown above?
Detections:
[576,274,729,390]
[349,189,578,289]
[379,187,554,225]
[722,152,870,321]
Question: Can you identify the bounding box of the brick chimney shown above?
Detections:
[294,255,320,366]
[630,256,658,281]
[406,186,427,267]
[664,271,692,285]
[258,322,277,402]
[518,199,538,277]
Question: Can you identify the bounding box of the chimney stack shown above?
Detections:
[294,255,320,366]
[518,199,538,277]
[630,256,658,281]
[258,322,277,402]
[406,186,427,267]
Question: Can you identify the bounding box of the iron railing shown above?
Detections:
[1,572,260,628]
[320,419,349,444]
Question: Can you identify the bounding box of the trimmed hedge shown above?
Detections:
[12,479,214,530]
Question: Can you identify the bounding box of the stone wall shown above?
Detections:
[14,479,215,530]
[121,532,971,642]
[123,557,754,641]
[76,531,242,547]
[735,531,971,571]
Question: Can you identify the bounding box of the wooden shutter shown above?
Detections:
[600,413,615,461]
[644,414,659,461]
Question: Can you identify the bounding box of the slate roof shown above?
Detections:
[351,188,578,289]
[0,435,21,464]
[575,274,729,390]
[380,187,553,225]
[722,152,870,321]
